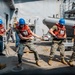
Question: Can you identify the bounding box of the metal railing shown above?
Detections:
[64,2,75,11]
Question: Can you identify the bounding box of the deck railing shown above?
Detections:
[64,2,75,11]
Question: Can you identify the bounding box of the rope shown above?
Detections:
[4,42,18,57]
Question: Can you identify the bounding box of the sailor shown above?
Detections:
[7,23,15,43]
[0,19,6,69]
[68,25,75,67]
[48,18,67,65]
[0,19,6,56]
[16,18,42,67]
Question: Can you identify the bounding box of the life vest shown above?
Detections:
[72,25,75,28]
[16,24,32,37]
[0,25,5,34]
[53,23,66,38]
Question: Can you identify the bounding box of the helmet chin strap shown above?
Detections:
[20,24,24,27]
[19,26,23,28]
[59,23,64,26]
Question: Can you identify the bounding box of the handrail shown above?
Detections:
[65,2,74,11]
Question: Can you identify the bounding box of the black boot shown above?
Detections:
[17,54,22,68]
